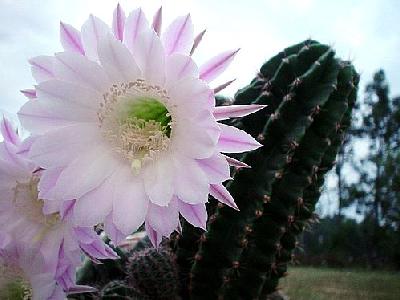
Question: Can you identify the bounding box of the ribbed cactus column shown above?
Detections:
[224,62,359,299]
[189,41,340,300]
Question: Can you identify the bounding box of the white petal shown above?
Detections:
[197,153,231,183]
[112,168,149,235]
[213,104,267,121]
[152,7,163,36]
[112,3,126,41]
[81,14,112,61]
[146,198,179,236]
[29,56,55,83]
[165,53,199,86]
[217,124,262,153]
[28,124,101,168]
[54,51,110,92]
[210,183,238,210]
[97,33,142,83]
[162,14,193,55]
[60,22,85,55]
[173,156,209,204]
[52,145,118,200]
[131,29,165,85]
[143,154,174,206]
[123,8,149,52]
[199,49,240,83]
[178,199,207,230]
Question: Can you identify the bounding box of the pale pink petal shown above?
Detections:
[112,3,126,41]
[162,14,193,55]
[131,29,165,85]
[29,56,55,83]
[104,213,126,245]
[143,155,174,206]
[28,124,101,168]
[173,156,209,204]
[213,104,267,121]
[217,124,262,153]
[16,136,35,156]
[97,33,142,83]
[178,199,207,230]
[38,167,63,200]
[199,49,240,83]
[0,117,19,145]
[146,198,179,237]
[210,183,238,210]
[214,79,236,93]
[20,89,37,99]
[197,153,231,183]
[123,8,149,52]
[52,146,118,200]
[190,29,206,56]
[60,22,85,55]
[165,53,199,85]
[145,222,162,247]
[54,51,110,92]
[152,7,162,36]
[112,168,149,235]
[223,154,250,168]
[81,14,112,61]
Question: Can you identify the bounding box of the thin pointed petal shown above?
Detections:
[210,183,238,210]
[20,89,37,99]
[178,199,207,230]
[29,56,55,83]
[152,7,162,36]
[214,79,236,94]
[223,154,250,168]
[0,117,19,145]
[81,14,111,61]
[190,29,206,55]
[162,14,193,55]
[123,8,149,52]
[199,49,240,83]
[60,22,85,55]
[217,124,262,153]
[112,3,126,41]
[213,104,267,121]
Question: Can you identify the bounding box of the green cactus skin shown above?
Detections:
[126,247,179,300]
[224,62,359,299]
[189,41,340,300]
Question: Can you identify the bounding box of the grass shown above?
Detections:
[280,267,400,300]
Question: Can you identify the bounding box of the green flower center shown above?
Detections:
[98,81,173,173]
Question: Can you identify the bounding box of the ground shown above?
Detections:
[280,267,400,300]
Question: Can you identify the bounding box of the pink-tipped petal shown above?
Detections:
[145,222,163,247]
[165,53,199,85]
[217,124,262,153]
[146,199,179,237]
[81,14,111,61]
[213,104,267,121]
[190,29,206,56]
[0,117,19,145]
[199,49,240,83]
[20,89,37,99]
[60,22,85,55]
[123,8,149,52]
[178,199,207,230]
[210,183,238,210]
[29,56,55,83]
[105,214,126,245]
[214,79,236,94]
[197,153,231,183]
[223,154,250,169]
[152,6,162,36]
[162,14,194,55]
[112,3,126,41]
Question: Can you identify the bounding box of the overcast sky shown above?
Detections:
[0,0,399,216]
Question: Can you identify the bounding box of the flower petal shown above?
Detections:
[131,29,165,85]
[178,199,207,230]
[146,198,179,237]
[223,154,250,169]
[165,53,199,85]
[60,22,85,55]
[190,29,206,55]
[97,33,142,83]
[197,153,231,183]
[81,14,111,61]
[0,117,19,145]
[162,14,193,55]
[145,222,163,247]
[209,183,238,210]
[29,56,55,83]
[20,89,37,99]
[104,213,126,245]
[199,49,240,83]
[213,104,267,121]
[112,3,126,41]
[152,7,163,36]
[123,8,149,52]
[217,124,262,153]
[54,51,110,92]
[112,168,149,235]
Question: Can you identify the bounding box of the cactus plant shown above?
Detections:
[72,40,359,300]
